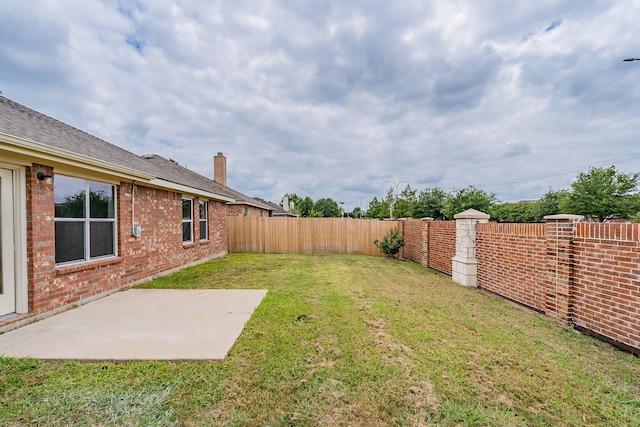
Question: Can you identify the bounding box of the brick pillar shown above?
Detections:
[544,214,583,325]
[422,217,433,267]
[452,209,490,287]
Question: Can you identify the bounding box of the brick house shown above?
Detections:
[0,96,245,329]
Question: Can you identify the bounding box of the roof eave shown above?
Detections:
[148,178,235,202]
[0,132,156,181]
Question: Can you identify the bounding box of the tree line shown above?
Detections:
[284,195,346,218]
[284,166,640,222]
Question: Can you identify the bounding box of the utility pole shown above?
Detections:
[384,180,408,220]
[355,196,366,219]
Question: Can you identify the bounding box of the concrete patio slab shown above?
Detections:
[0,289,267,361]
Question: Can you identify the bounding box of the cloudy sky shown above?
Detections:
[2,1,640,210]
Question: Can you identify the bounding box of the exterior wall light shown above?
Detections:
[37,172,53,184]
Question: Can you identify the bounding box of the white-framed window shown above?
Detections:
[54,175,117,265]
[182,198,193,243]
[199,200,208,241]
[243,207,248,217]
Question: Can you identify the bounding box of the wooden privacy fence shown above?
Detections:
[228,217,399,255]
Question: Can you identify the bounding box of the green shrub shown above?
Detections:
[374,228,405,257]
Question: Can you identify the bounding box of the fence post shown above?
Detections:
[543,214,583,325]
[452,209,490,287]
[422,217,433,267]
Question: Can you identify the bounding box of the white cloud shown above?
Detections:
[1,0,640,207]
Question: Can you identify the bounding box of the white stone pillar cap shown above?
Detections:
[453,209,490,220]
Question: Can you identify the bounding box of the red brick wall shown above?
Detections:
[401,220,428,266]
[573,223,640,350]
[477,223,547,312]
[427,221,456,275]
[23,165,228,317]
[401,220,456,274]
[400,216,640,354]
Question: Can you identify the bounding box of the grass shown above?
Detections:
[1,253,639,426]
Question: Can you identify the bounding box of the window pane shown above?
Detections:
[199,201,207,219]
[182,199,192,219]
[182,221,192,242]
[89,182,115,218]
[199,219,207,240]
[54,176,86,218]
[55,222,85,263]
[90,222,115,258]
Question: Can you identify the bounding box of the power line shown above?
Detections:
[476,152,640,189]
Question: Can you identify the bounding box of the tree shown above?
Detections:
[561,166,640,221]
[533,189,569,221]
[314,198,341,217]
[297,196,315,217]
[491,202,538,223]
[349,206,363,219]
[383,187,395,218]
[442,186,497,219]
[284,193,301,213]
[412,187,448,219]
[366,197,390,219]
[393,184,417,218]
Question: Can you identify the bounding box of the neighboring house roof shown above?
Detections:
[254,198,298,216]
[0,96,233,202]
[224,187,275,211]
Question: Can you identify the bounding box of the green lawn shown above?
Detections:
[2,253,639,426]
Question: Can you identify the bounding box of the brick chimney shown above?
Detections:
[214,152,227,186]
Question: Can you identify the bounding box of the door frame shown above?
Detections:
[0,163,28,315]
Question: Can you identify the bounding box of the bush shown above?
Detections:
[374,228,405,258]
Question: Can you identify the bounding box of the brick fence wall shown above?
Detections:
[572,223,640,352]
[401,217,640,355]
[477,223,547,312]
[400,220,426,265]
[428,221,456,275]
[401,220,456,275]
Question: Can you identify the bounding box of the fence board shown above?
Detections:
[228,217,398,255]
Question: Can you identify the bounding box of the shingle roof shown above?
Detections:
[140,154,237,199]
[0,96,157,176]
[0,96,246,202]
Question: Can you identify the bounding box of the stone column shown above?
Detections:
[544,214,583,325]
[452,209,490,287]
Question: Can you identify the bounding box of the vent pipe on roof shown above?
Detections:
[214,152,227,187]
